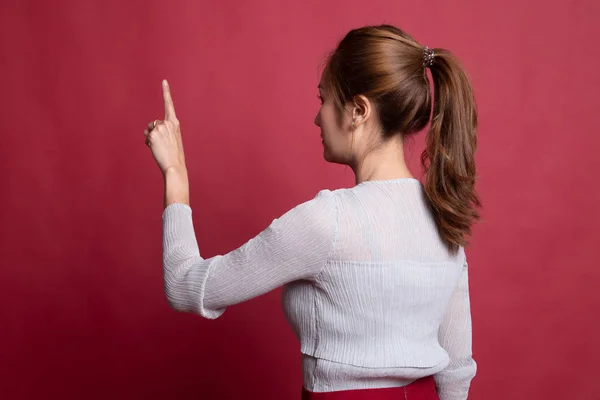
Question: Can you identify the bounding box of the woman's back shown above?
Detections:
[332,178,460,263]
[281,178,473,393]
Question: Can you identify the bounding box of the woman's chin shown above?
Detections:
[323,149,349,165]
[322,144,344,164]
[323,150,340,164]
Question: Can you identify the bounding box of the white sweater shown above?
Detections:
[162,178,476,399]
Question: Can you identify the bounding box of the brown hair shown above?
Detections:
[323,24,481,253]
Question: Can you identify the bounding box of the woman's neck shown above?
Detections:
[352,137,413,184]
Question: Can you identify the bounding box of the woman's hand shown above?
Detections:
[145,80,190,208]
[144,80,186,176]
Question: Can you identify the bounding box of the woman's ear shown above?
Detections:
[352,95,372,128]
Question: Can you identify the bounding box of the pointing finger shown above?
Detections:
[162,79,177,120]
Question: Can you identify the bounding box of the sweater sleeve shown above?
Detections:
[161,189,338,319]
[434,259,477,400]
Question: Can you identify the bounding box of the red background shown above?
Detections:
[1,0,599,398]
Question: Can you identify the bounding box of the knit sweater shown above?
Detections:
[162,178,476,399]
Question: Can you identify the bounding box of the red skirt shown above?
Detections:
[301,376,438,400]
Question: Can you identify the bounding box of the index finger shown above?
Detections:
[162,79,177,120]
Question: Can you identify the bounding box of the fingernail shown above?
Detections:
[163,79,168,86]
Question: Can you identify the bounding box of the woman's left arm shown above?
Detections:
[162,190,338,319]
[144,80,338,319]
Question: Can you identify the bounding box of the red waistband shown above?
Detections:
[301,376,438,400]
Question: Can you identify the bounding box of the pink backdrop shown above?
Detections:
[1,0,599,398]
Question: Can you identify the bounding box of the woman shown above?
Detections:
[144,25,480,400]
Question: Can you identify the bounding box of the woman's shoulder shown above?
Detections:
[309,186,355,210]
[307,186,364,213]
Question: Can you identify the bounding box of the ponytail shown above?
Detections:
[321,25,481,252]
[422,49,481,253]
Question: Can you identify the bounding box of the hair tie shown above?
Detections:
[423,46,435,68]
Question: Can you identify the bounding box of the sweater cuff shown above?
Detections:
[162,202,192,219]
